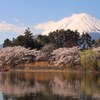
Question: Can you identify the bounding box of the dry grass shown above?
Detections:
[19,61,55,67]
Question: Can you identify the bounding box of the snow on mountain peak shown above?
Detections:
[71,13,88,18]
[35,13,100,38]
[64,13,100,34]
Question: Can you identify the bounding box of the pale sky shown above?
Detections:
[0,0,100,44]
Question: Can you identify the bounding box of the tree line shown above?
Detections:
[3,27,96,50]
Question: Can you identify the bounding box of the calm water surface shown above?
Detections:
[0,71,100,100]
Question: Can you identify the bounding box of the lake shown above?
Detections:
[0,71,100,100]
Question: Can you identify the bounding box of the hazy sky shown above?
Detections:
[0,0,100,44]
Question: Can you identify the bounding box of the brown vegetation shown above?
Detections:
[19,61,55,68]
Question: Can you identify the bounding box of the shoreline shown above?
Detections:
[1,62,100,74]
[8,69,100,74]
[1,64,100,74]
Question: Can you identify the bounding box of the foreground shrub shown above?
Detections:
[35,44,56,61]
[80,49,98,70]
[0,46,37,69]
[49,47,80,68]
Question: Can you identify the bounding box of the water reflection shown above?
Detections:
[0,72,100,100]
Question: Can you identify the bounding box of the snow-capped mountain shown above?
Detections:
[35,13,100,39]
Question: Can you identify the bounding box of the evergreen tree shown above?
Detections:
[3,38,12,47]
[23,27,34,49]
[80,33,93,49]
[48,29,80,48]
[36,35,49,46]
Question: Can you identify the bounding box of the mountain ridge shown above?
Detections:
[36,13,100,38]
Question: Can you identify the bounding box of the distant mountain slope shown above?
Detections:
[0,44,3,48]
[36,13,100,38]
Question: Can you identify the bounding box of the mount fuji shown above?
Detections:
[35,13,100,39]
